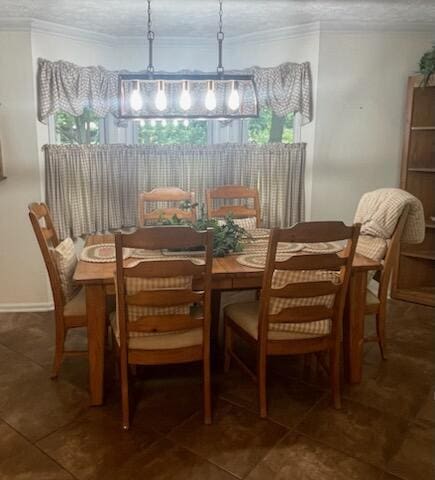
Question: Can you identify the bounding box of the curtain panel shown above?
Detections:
[38,59,312,125]
[44,143,305,239]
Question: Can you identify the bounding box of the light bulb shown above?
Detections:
[205,81,217,111]
[179,81,192,111]
[183,119,189,127]
[173,119,179,127]
[228,81,240,111]
[150,119,156,127]
[130,82,143,111]
[155,80,167,111]
[161,119,167,127]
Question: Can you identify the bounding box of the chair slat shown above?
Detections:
[211,205,257,219]
[124,259,205,278]
[276,222,355,243]
[143,208,195,220]
[275,253,346,271]
[270,281,340,298]
[268,305,334,324]
[126,289,203,307]
[127,314,203,333]
[120,226,207,250]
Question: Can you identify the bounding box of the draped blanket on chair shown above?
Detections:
[44,143,306,239]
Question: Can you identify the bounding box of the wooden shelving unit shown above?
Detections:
[392,75,435,307]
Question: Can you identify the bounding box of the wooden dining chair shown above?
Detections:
[363,209,408,359]
[112,226,213,429]
[138,187,197,226]
[205,185,261,228]
[224,221,360,417]
[28,202,87,378]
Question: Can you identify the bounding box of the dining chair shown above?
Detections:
[205,185,261,229]
[224,221,360,417]
[112,226,213,429]
[362,209,408,359]
[28,202,87,378]
[138,187,197,225]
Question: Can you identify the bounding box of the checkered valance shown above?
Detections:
[37,59,312,124]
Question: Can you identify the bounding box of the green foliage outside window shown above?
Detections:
[248,108,294,144]
[55,108,101,144]
[137,120,207,145]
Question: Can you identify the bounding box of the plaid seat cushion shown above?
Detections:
[52,237,80,301]
[218,217,257,230]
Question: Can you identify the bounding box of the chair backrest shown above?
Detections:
[205,185,260,227]
[258,221,360,342]
[114,226,213,351]
[377,206,408,302]
[28,202,64,308]
[138,187,196,226]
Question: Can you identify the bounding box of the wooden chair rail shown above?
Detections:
[275,253,346,271]
[124,259,206,278]
[276,221,356,243]
[126,289,203,306]
[127,314,203,333]
[270,281,340,298]
[268,305,334,323]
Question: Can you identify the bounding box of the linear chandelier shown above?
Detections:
[118,0,259,120]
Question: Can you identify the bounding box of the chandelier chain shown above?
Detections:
[146,0,155,74]
[217,0,224,76]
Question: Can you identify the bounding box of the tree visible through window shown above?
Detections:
[55,108,101,144]
[248,108,294,144]
[137,120,207,145]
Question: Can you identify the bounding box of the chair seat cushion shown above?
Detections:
[52,237,80,301]
[110,307,203,350]
[224,301,331,340]
[218,217,257,230]
[63,287,86,317]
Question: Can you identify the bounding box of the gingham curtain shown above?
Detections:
[44,143,305,239]
[37,59,312,124]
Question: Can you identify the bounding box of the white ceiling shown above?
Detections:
[1,0,435,38]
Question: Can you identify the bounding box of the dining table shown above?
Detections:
[74,233,381,406]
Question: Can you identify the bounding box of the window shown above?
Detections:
[53,108,104,144]
[248,108,295,144]
[135,119,208,145]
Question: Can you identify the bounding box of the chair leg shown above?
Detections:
[120,352,130,430]
[257,347,267,418]
[329,347,341,410]
[224,320,233,373]
[51,327,66,379]
[203,356,212,425]
[376,310,387,360]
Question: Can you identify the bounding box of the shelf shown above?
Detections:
[401,251,435,261]
[411,126,435,131]
[393,287,435,307]
[408,168,435,173]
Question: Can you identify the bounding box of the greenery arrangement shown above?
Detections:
[158,202,250,257]
[418,46,435,86]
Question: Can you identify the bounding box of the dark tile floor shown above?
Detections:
[0,299,433,479]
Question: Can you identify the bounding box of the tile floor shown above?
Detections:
[0,298,433,479]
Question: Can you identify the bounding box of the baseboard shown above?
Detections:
[0,302,54,313]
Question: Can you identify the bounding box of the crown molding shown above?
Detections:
[0,16,433,47]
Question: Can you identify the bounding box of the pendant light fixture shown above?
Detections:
[118,0,258,119]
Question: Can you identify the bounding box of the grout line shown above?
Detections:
[0,418,80,480]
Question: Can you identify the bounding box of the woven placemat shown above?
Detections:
[80,244,132,263]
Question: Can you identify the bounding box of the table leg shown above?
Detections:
[343,270,367,384]
[86,284,106,406]
[211,290,222,365]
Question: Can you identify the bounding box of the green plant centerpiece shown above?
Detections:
[158,202,250,257]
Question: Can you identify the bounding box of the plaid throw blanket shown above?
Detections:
[354,188,425,245]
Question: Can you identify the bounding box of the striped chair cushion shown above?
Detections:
[218,217,257,230]
[52,237,80,302]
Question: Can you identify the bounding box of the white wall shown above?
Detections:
[0,31,48,307]
[311,29,434,224]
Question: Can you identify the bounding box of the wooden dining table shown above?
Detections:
[74,234,381,406]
